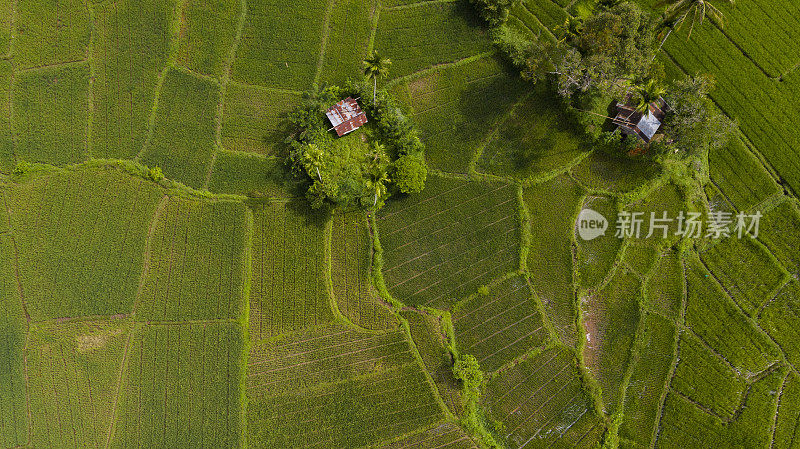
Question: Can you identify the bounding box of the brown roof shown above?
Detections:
[613,94,668,143]
[326,97,368,137]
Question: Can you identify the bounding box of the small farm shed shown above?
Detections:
[612,94,668,143]
[326,97,368,137]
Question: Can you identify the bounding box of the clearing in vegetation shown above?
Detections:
[377,175,521,309]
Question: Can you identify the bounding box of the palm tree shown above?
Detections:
[633,79,666,115]
[656,0,734,49]
[553,16,583,44]
[363,50,392,104]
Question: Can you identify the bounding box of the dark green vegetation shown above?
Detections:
[0,0,798,448]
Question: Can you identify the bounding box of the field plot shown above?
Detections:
[709,138,780,211]
[27,319,130,449]
[483,346,605,449]
[380,422,477,448]
[331,211,395,330]
[757,199,800,277]
[393,54,525,173]
[759,282,800,368]
[91,0,174,159]
[656,367,786,449]
[231,0,327,90]
[6,167,164,320]
[15,0,90,69]
[700,236,788,315]
[452,275,548,372]
[112,322,245,449]
[621,243,657,279]
[581,269,640,413]
[619,313,675,447]
[0,236,27,448]
[774,372,800,449]
[569,151,661,194]
[220,83,300,155]
[176,0,241,78]
[575,196,621,288]
[627,182,686,241]
[140,68,220,189]
[0,1,10,56]
[377,175,521,308]
[247,323,415,398]
[524,174,582,346]
[248,362,445,448]
[671,332,746,419]
[476,85,586,179]
[136,198,249,322]
[508,1,548,40]
[207,151,297,197]
[374,2,492,79]
[644,249,684,320]
[249,201,333,341]
[684,254,780,375]
[402,310,463,416]
[317,0,373,86]
[0,61,12,170]
[12,63,89,165]
[519,0,569,29]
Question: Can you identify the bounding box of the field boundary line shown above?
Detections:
[312,0,336,86]
[132,195,169,315]
[105,325,136,449]
[383,0,457,12]
[86,2,97,160]
[468,90,534,174]
[204,0,248,190]
[769,369,791,449]
[366,0,380,54]
[398,319,453,421]
[520,2,557,41]
[384,51,495,90]
[14,59,89,75]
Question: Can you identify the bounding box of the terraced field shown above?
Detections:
[1,0,799,447]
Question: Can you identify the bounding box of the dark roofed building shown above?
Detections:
[612,94,668,143]
[326,97,368,137]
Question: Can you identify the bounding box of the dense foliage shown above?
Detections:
[468,0,519,27]
[287,82,428,209]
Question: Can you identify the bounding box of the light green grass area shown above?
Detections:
[644,249,683,320]
[581,269,640,414]
[247,323,415,398]
[524,174,582,347]
[380,422,477,449]
[0,60,13,170]
[671,332,746,419]
[6,167,163,320]
[657,367,785,449]
[757,199,800,277]
[91,0,175,159]
[317,0,373,86]
[570,151,661,194]
[619,313,675,447]
[374,1,492,79]
[0,236,28,448]
[13,63,89,165]
[207,151,297,197]
[15,0,90,69]
[136,198,249,322]
[112,322,245,449]
[377,175,521,309]
[685,254,781,375]
[483,346,605,449]
[759,281,800,369]
[248,362,445,448]
[220,83,300,155]
[709,138,780,211]
[331,211,395,330]
[140,68,220,189]
[453,275,548,372]
[231,0,327,90]
[626,182,686,241]
[248,201,334,342]
[476,85,587,179]
[700,236,788,316]
[575,196,621,288]
[176,0,240,79]
[391,54,526,173]
[27,319,130,449]
[774,372,800,449]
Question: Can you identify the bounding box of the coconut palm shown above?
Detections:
[363,50,392,104]
[656,0,734,47]
[553,16,583,44]
[633,79,666,115]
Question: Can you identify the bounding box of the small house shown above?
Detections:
[326,97,368,137]
[612,94,668,143]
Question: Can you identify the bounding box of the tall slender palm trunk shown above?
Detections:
[373,77,377,104]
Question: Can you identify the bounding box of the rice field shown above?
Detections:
[220,83,300,155]
[0,236,27,448]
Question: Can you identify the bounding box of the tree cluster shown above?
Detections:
[286,82,428,210]
[468,0,519,27]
